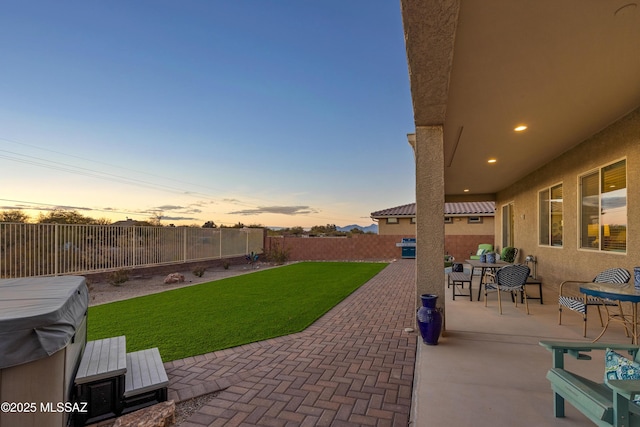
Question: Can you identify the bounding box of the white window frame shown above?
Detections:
[502,202,514,248]
[578,158,627,253]
[538,182,563,247]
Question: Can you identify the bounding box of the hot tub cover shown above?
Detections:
[0,276,88,369]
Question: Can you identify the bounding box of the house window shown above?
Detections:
[386,217,399,224]
[539,183,563,247]
[411,217,416,224]
[468,216,482,224]
[580,159,626,252]
[502,203,514,248]
[444,217,453,224]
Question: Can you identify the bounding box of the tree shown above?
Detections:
[37,209,96,224]
[0,210,30,223]
[289,226,304,236]
[93,217,113,225]
[310,224,338,236]
[202,221,217,228]
[147,213,163,227]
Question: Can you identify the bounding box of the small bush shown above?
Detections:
[192,265,206,277]
[265,242,289,265]
[108,269,130,286]
[223,261,230,270]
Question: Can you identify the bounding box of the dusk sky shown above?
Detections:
[0,1,415,228]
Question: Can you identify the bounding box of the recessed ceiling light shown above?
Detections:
[463,189,470,192]
[514,125,528,132]
[487,159,497,164]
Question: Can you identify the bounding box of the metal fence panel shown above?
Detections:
[0,223,263,278]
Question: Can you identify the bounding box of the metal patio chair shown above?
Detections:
[558,267,631,337]
[484,264,531,314]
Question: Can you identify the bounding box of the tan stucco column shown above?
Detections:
[409,127,445,317]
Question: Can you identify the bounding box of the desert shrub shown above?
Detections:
[265,242,289,265]
[192,265,206,277]
[108,269,130,286]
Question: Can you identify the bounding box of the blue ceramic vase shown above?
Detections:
[417,294,443,345]
[480,254,487,263]
[635,267,640,290]
[486,252,496,264]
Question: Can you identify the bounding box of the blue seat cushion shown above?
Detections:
[605,349,640,404]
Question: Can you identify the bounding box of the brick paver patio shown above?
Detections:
[164,259,417,426]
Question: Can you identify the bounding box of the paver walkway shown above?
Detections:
[164,259,417,426]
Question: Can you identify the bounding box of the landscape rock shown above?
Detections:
[163,273,185,284]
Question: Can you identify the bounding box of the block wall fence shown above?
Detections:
[264,234,495,263]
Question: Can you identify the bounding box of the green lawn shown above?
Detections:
[88,261,387,361]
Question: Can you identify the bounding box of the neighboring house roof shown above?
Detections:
[371,201,495,218]
[371,203,416,217]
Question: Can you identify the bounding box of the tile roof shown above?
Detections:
[370,203,416,217]
[370,201,495,217]
[445,201,495,215]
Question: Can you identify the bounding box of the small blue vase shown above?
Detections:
[486,253,496,264]
[635,267,640,290]
[417,294,443,345]
[480,254,487,263]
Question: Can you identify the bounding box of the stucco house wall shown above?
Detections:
[445,216,494,235]
[377,218,416,235]
[495,107,640,290]
[377,216,495,236]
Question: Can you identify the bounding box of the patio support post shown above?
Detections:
[410,127,445,324]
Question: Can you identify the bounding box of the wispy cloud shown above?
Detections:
[161,215,200,221]
[228,205,319,216]
[0,202,94,212]
[155,205,185,211]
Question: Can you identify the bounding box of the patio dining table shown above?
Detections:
[580,282,640,344]
[465,259,511,301]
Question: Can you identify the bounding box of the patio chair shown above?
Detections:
[484,264,531,314]
[558,268,631,337]
[469,243,493,260]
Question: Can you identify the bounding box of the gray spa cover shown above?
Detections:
[0,276,88,369]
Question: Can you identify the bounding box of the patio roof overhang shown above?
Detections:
[400,0,640,197]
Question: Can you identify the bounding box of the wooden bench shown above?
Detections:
[540,340,640,426]
[122,348,169,414]
[448,272,472,301]
[74,336,127,425]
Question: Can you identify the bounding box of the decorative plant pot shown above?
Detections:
[635,267,640,290]
[479,254,487,263]
[486,252,496,264]
[416,294,443,345]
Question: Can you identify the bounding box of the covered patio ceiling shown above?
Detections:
[401,0,640,196]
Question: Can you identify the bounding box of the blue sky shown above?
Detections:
[0,1,415,227]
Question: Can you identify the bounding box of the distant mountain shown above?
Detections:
[337,224,378,234]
